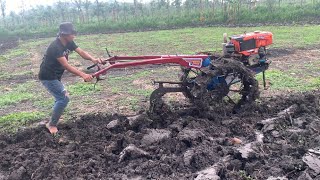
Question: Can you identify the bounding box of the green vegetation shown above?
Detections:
[118,97,140,111]
[33,98,54,109]
[0,111,45,132]
[14,81,38,92]
[68,82,102,96]
[0,71,33,80]
[17,60,32,67]
[126,88,153,97]
[0,55,6,63]
[107,71,153,83]
[257,70,320,91]
[1,0,320,40]
[106,70,154,97]
[0,81,38,107]
[72,26,320,56]
[2,48,30,60]
[0,92,34,107]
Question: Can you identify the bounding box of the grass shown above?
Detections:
[256,70,320,91]
[0,55,7,63]
[126,88,153,97]
[68,82,102,96]
[33,98,54,109]
[2,25,320,61]
[0,111,45,132]
[0,111,45,124]
[75,25,320,56]
[106,70,154,96]
[0,92,34,107]
[20,38,52,48]
[14,81,38,91]
[0,71,33,80]
[107,70,153,83]
[3,48,30,60]
[118,97,140,111]
[18,60,32,67]
[307,77,320,89]
[0,81,38,107]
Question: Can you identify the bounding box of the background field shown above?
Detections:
[1,0,320,40]
[1,25,320,132]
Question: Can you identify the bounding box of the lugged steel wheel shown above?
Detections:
[180,67,203,100]
[180,58,259,110]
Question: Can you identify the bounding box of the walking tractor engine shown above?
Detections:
[223,31,272,68]
[89,31,273,113]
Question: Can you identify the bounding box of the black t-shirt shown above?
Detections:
[38,38,78,81]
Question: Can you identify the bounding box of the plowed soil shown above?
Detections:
[1,91,320,180]
[0,39,18,54]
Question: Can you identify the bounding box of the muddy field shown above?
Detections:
[0,90,320,180]
[1,27,320,180]
[0,39,18,55]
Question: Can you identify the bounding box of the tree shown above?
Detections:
[94,0,103,23]
[56,0,67,21]
[184,0,194,10]
[44,6,55,26]
[84,0,91,22]
[73,0,84,23]
[0,0,6,20]
[172,0,182,9]
[133,0,138,15]
[9,11,16,27]
[159,0,168,9]
[18,0,26,23]
[112,0,120,22]
[266,0,277,11]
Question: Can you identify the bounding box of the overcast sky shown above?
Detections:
[6,0,136,14]
[7,0,58,14]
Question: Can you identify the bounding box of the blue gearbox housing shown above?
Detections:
[207,76,227,91]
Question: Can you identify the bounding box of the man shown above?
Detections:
[39,22,102,134]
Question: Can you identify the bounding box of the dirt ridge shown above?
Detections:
[0,91,320,179]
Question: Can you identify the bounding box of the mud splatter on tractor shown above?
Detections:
[89,31,273,113]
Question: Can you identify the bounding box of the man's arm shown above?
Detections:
[57,57,93,82]
[75,47,102,64]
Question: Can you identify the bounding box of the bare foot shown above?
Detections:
[46,123,58,134]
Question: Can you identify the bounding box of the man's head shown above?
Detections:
[58,22,77,42]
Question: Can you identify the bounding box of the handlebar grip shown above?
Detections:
[87,64,98,70]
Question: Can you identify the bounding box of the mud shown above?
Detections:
[1,91,320,179]
[0,38,18,54]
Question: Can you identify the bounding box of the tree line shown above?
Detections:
[0,0,319,39]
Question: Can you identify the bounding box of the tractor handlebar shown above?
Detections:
[87,47,112,71]
[87,63,98,70]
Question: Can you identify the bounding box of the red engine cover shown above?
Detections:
[230,31,273,56]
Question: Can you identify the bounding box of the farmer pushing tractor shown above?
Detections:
[38,22,104,134]
[39,22,273,135]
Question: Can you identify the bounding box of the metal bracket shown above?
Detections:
[262,70,267,90]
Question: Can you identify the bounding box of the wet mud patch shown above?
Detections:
[268,48,296,58]
[0,91,320,179]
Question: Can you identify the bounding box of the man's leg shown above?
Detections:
[41,80,69,133]
[51,89,69,126]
